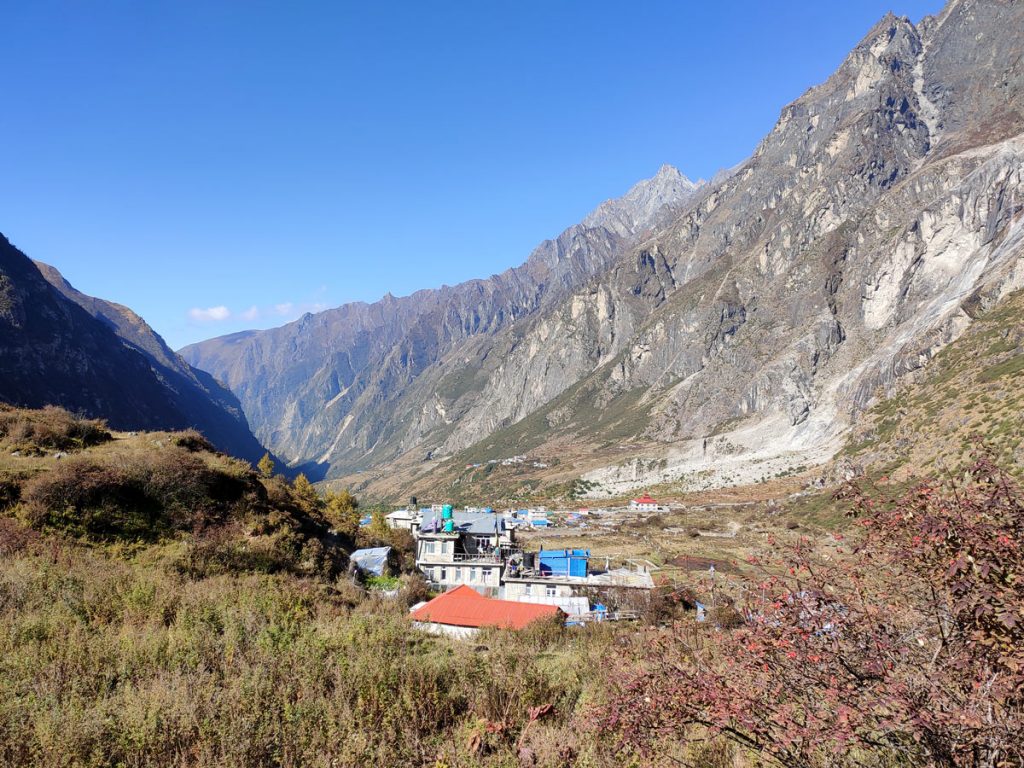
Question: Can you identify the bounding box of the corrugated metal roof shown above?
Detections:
[411,585,561,630]
[421,511,502,535]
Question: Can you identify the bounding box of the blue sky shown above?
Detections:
[1,1,942,349]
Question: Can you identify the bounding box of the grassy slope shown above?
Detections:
[0,534,628,767]
[844,289,1024,482]
[0,407,632,767]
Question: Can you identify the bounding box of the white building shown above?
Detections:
[629,494,660,512]
[414,511,517,596]
[386,508,419,531]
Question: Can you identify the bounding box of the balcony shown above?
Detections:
[452,552,503,564]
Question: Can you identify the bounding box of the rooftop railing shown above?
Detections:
[452,552,503,563]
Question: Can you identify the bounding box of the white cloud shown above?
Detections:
[188,305,231,322]
[185,296,331,328]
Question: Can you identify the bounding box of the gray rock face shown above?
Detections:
[183,0,1024,491]
[181,168,702,471]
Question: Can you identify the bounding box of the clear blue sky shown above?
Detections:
[1,1,942,349]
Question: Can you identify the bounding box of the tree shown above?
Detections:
[599,456,1024,768]
[257,452,275,479]
[290,473,321,515]
[325,489,360,538]
[367,509,389,539]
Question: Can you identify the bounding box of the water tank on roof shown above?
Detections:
[442,504,453,520]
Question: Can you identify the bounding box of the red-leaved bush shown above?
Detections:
[599,456,1023,768]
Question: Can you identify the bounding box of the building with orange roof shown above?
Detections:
[410,585,563,638]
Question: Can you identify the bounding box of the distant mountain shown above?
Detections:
[0,235,271,464]
[183,0,1024,499]
[181,164,702,473]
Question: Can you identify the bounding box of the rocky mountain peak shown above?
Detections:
[580,164,701,239]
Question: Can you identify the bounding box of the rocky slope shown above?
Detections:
[842,287,1024,483]
[182,166,702,472]
[0,236,271,464]
[185,0,1024,498]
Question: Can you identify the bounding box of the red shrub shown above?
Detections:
[599,457,1024,768]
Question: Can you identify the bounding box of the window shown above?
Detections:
[439,568,447,582]
[453,567,461,582]
[545,585,556,598]
[482,568,491,584]
[423,541,435,555]
[473,567,481,582]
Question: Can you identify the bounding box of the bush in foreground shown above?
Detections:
[600,456,1024,768]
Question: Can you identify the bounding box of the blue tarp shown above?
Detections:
[350,546,392,576]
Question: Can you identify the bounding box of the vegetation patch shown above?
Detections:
[0,404,111,453]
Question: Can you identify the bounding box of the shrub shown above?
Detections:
[0,405,111,452]
[600,456,1024,768]
[20,447,253,540]
[397,573,431,607]
[171,429,216,453]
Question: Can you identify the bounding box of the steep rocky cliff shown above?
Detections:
[183,0,1024,497]
[0,236,271,464]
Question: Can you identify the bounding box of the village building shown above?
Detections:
[412,507,517,595]
[410,584,563,639]
[393,502,658,616]
[385,508,418,531]
[502,549,655,614]
[629,494,660,512]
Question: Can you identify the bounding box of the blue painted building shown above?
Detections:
[538,548,589,578]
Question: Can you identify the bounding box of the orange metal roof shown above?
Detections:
[411,585,562,630]
[633,494,657,504]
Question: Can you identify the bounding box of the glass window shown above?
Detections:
[545,585,556,597]
[440,568,447,582]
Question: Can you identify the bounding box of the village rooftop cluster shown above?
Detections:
[365,497,668,637]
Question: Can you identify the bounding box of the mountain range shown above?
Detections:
[2,0,1020,503]
[0,236,271,465]
[180,0,1024,500]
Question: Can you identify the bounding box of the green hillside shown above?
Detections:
[844,289,1024,481]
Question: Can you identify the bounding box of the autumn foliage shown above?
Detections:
[601,457,1024,768]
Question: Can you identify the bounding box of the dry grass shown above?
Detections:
[0,404,111,454]
[845,289,1024,482]
[0,521,628,767]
